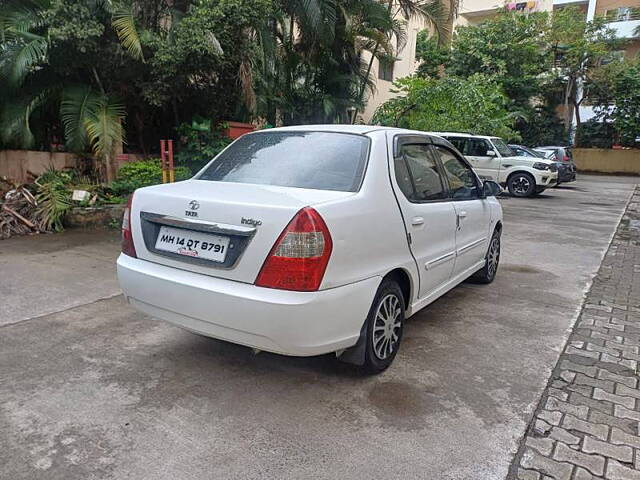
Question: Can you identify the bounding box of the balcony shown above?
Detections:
[603,8,640,38]
[553,0,588,6]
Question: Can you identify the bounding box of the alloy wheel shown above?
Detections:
[372,293,402,360]
[487,237,500,277]
[512,176,531,195]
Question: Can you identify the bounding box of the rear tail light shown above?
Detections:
[255,207,332,291]
[563,155,570,162]
[121,194,137,258]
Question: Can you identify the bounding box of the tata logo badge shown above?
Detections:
[186,200,200,217]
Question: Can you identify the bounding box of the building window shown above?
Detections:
[378,60,394,81]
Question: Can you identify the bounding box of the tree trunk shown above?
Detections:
[572,97,582,145]
[135,111,147,157]
[352,47,379,124]
[562,77,574,130]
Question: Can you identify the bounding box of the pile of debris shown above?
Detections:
[0,178,41,240]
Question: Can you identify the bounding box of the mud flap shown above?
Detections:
[337,319,367,366]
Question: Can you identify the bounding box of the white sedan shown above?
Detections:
[117,125,503,372]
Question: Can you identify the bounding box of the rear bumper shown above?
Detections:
[558,170,576,183]
[117,254,379,356]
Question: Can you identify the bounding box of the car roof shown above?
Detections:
[253,124,457,141]
[424,131,496,140]
[265,124,381,135]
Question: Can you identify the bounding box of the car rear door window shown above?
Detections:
[394,144,447,202]
[444,137,466,153]
[432,145,481,200]
[197,131,369,192]
[466,138,492,156]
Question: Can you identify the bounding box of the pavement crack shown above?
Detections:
[0,292,123,328]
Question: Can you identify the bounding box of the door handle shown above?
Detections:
[411,216,425,226]
[457,210,467,218]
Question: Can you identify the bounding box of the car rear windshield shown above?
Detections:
[197,131,369,192]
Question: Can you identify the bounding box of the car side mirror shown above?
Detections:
[483,180,502,197]
[486,150,497,157]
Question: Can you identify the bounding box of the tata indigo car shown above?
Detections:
[117,126,503,372]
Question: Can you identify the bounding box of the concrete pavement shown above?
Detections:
[0,176,636,479]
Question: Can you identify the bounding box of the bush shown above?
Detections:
[517,106,569,147]
[575,120,615,148]
[109,159,191,196]
[175,123,232,174]
[372,74,519,140]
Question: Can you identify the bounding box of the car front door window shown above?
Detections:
[397,144,447,202]
[434,147,481,200]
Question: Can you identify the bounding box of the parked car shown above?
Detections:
[117,126,503,373]
[510,144,576,185]
[534,146,576,184]
[508,144,546,159]
[431,132,558,197]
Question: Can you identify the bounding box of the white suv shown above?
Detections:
[117,126,503,372]
[433,132,558,197]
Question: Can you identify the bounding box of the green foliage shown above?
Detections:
[575,120,615,148]
[0,0,451,151]
[547,6,619,128]
[60,86,126,159]
[372,75,518,140]
[253,0,447,124]
[516,106,568,147]
[414,30,450,78]
[0,0,136,159]
[444,7,619,141]
[111,5,144,61]
[449,11,550,113]
[109,159,191,196]
[33,169,72,232]
[587,60,640,147]
[175,123,232,173]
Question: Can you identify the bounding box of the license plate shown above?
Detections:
[155,226,230,263]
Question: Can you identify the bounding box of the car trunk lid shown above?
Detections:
[131,179,353,284]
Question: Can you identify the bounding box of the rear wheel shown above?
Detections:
[362,279,405,374]
[472,230,501,284]
[507,172,536,197]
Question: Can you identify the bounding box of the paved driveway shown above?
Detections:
[0,176,636,479]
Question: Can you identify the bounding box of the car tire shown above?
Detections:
[507,172,536,197]
[472,229,501,284]
[362,279,405,374]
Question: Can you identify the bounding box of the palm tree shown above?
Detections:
[248,0,434,124]
[350,0,452,123]
[0,0,142,180]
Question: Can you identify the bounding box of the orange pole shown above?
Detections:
[168,140,175,183]
[160,139,167,183]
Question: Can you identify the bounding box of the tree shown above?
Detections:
[350,0,450,122]
[414,29,449,78]
[547,6,619,131]
[448,11,551,116]
[248,0,427,124]
[371,74,519,139]
[0,0,142,179]
[587,60,640,146]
